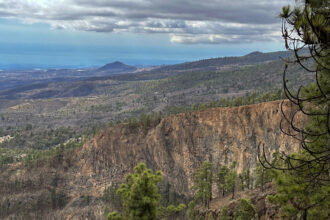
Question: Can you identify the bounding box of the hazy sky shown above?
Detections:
[0,0,293,69]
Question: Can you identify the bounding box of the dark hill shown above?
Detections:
[0,51,312,100]
[98,61,137,73]
[111,50,294,81]
[154,50,292,72]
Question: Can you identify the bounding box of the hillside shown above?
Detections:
[0,50,302,100]
[98,61,137,73]
[0,100,304,219]
[108,50,294,82]
[0,57,310,103]
[0,61,137,92]
[0,50,313,172]
[195,183,278,219]
[152,50,292,72]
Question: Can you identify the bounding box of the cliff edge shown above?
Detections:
[0,100,302,219]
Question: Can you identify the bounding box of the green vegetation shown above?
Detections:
[0,126,78,150]
[136,58,308,96]
[255,162,272,192]
[0,6,324,218]
[261,1,330,219]
[188,161,213,218]
[102,183,123,213]
[125,89,287,131]
[233,198,257,220]
[216,165,230,197]
[268,157,329,219]
[223,162,237,199]
[0,49,306,163]
[189,161,260,219]
[132,112,163,131]
[238,169,251,191]
[107,163,185,220]
[0,188,68,218]
[215,162,238,200]
[0,84,289,170]
[218,206,231,220]
[0,139,84,167]
[165,89,286,115]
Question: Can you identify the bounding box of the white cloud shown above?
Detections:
[0,0,293,44]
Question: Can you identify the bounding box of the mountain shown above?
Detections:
[0,50,293,95]
[0,62,137,92]
[0,49,312,162]
[107,50,296,82]
[0,101,303,219]
[155,50,292,72]
[0,51,311,101]
[98,61,137,73]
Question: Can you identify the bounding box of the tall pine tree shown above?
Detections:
[188,161,213,219]
[107,163,185,220]
[260,0,330,219]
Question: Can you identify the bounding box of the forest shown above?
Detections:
[0,0,329,219]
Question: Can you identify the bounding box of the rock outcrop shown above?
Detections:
[0,100,302,219]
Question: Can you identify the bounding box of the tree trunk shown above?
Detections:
[261,169,264,192]
[303,209,307,220]
[232,185,235,199]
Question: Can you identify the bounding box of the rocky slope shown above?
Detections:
[195,183,279,220]
[0,100,303,219]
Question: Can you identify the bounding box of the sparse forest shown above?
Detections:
[0,0,328,219]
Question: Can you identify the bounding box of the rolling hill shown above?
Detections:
[0,50,312,153]
[98,61,137,73]
[0,50,309,101]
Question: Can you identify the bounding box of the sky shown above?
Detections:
[0,0,293,69]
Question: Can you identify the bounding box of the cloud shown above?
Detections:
[0,0,292,44]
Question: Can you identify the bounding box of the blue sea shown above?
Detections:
[0,43,189,70]
[0,19,286,70]
[0,41,285,70]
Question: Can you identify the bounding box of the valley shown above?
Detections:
[1,0,329,219]
[0,50,314,219]
[0,100,302,219]
[0,51,311,152]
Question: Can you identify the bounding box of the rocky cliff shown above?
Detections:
[0,100,302,219]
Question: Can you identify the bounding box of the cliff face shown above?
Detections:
[80,100,299,191]
[0,100,302,219]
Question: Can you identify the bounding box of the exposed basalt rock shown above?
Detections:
[0,100,303,219]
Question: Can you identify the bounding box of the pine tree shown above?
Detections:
[233,198,257,220]
[223,162,237,199]
[239,169,252,191]
[259,1,330,218]
[218,206,231,220]
[255,162,272,192]
[238,174,245,191]
[268,155,329,219]
[188,161,213,219]
[107,163,185,220]
[243,170,251,190]
[216,166,230,197]
[194,161,213,208]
